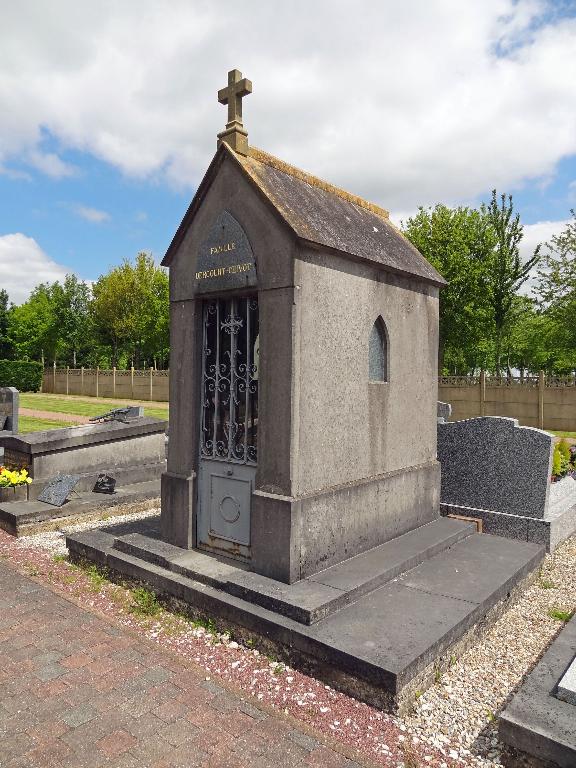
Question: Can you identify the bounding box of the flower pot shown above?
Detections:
[0,485,28,503]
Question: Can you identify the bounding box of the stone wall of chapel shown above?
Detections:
[292,248,439,497]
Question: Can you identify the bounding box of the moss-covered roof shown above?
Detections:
[163,143,445,287]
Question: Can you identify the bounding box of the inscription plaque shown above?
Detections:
[37,475,81,507]
[194,211,257,294]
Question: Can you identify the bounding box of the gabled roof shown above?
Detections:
[163,143,445,287]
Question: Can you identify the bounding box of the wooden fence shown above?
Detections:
[439,372,576,432]
[42,366,170,402]
[42,368,576,431]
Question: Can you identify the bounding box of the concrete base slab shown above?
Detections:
[66,519,543,711]
[114,517,476,624]
[0,480,161,536]
[441,502,576,553]
[500,615,576,768]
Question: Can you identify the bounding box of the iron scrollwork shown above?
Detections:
[200,297,258,465]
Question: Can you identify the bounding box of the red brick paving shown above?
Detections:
[0,562,364,768]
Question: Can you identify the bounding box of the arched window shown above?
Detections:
[369,317,388,382]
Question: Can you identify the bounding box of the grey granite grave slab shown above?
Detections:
[500,613,576,767]
[438,416,576,551]
[438,417,553,519]
[557,656,576,706]
[66,520,543,711]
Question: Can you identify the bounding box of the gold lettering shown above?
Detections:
[196,262,253,280]
[209,241,236,255]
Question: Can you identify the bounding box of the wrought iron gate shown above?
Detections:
[197,296,258,558]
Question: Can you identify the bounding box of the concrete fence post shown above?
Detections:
[538,370,545,429]
[53,362,56,394]
[131,367,135,399]
[113,367,116,398]
[66,366,69,396]
[480,370,486,417]
[96,366,99,398]
[149,367,154,401]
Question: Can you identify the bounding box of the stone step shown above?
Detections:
[113,517,476,624]
[0,479,161,536]
[67,524,544,711]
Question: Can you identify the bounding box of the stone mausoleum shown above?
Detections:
[160,70,445,583]
[69,70,544,710]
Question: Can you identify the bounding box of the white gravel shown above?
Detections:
[16,509,576,767]
[405,534,576,767]
[13,506,161,556]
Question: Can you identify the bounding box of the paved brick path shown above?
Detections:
[0,563,362,768]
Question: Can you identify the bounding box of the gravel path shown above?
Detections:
[3,510,575,768]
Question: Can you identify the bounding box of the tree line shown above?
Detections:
[0,253,169,370]
[1,192,574,375]
[403,191,576,376]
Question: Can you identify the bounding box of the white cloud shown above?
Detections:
[26,150,77,178]
[73,205,110,223]
[0,234,71,304]
[0,165,31,181]
[0,2,575,209]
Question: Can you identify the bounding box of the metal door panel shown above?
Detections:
[197,296,258,560]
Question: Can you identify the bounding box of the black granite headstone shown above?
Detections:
[37,475,81,507]
[93,474,116,494]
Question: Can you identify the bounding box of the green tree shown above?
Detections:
[91,253,169,368]
[533,210,576,374]
[402,204,495,373]
[481,190,541,375]
[0,289,12,359]
[51,275,94,366]
[7,284,59,362]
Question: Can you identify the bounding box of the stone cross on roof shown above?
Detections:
[217,69,252,156]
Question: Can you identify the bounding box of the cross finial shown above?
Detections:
[217,69,252,155]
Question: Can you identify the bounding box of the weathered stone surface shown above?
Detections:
[437,401,451,422]
[161,139,442,580]
[438,417,553,519]
[0,386,18,434]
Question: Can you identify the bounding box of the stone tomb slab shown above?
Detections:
[67,520,543,711]
[557,656,576,706]
[500,613,576,767]
[112,517,477,624]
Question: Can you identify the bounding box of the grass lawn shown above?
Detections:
[19,393,169,421]
[550,430,576,439]
[18,415,78,433]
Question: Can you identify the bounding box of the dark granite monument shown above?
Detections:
[67,69,545,710]
[438,416,576,551]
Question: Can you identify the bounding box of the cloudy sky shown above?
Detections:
[1,0,576,303]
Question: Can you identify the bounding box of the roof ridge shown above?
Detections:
[245,146,389,220]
